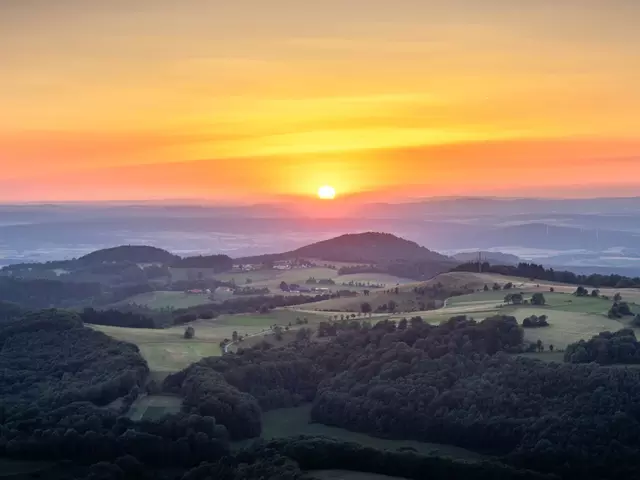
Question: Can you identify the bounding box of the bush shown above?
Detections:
[184,326,195,339]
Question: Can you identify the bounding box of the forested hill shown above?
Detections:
[78,245,179,265]
[237,232,455,264]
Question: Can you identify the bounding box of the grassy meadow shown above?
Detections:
[417,284,638,349]
[92,309,326,373]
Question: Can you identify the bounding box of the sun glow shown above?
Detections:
[318,185,336,200]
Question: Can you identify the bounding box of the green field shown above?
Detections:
[92,309,326,372]
[513,307,624,349]
[235,405,485,462]
[427,288,636,349]
[213,267,413,292]
[127,395,183,421]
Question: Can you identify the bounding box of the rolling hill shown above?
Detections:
[237,232,454,264]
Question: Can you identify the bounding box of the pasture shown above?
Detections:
[425,285,638,349]
[213,267,412,292]
[127,395,182,421]
[92,309,326,372]
[236,404,485,462]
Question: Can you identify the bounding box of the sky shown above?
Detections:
[1,0,639,203]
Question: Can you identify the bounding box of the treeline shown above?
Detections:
[454,261,640,288]
[565,329,640,364]
[80,293,336,329]
[80,307,156,329]
[171,254,233,270]
[2,436,556,480]
[171,294,332,325]
[337,264,386,275]
[338,260,452,280]
[0,276,160,310]
[0,277,103,308]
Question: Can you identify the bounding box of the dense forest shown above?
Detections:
[161,314,640,479]
[454,261,640,288]
[79,307,157,329]
[564,329,640,364]
[0,310,231,469]
[0,309,560,480]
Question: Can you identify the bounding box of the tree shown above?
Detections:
[273,325,283,341]
[591,289,600,297]
[549,344,554,352]
[511,293,523,305]
[295,327,311,341]
[531,293,546,306]
[387,300,397,313]
[184,326,195,339]
[614,292,623,302]
[483,284,489,291]
[279,281,289,292]
[232,330,238,343]
[360,302,372,314]
[574,286,589,297]
[549,287,555,292]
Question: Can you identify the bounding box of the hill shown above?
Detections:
[238,232,454,264]
[79,245,179,265]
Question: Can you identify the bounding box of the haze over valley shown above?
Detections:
[5,197,640,275]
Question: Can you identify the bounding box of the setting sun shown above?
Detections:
[318,185,336,200]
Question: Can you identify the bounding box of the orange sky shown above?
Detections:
[1,1,639,202]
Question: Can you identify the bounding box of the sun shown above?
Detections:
[317,185,336,200]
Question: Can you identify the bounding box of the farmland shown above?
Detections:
[235,404,485,462]
[213,267,413,292]
[92,309,326,373]
[413,279,639,349]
